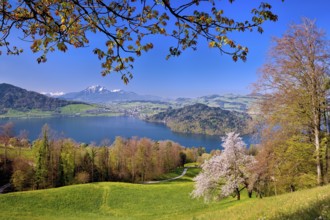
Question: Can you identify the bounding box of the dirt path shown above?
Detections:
[143,168,188,184]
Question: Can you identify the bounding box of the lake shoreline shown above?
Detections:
[0,116,258,152]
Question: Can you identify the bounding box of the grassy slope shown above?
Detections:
[0,167,329,220]
[196,185,330,220]
[0,104,124,118]
[0,104,93,118]
[59,104,96,114]
[0,181,228,220]
[0,109,54,118]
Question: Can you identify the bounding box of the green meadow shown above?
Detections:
[0,167,329,220]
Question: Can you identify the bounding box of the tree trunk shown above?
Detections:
[314,116,323,186]
[91,163,94,182]
[236,188,240,200]
[324,109,330,134]
[312,84,323,186]
[290,184,295,192]
[325,142,330,184]
[4,143,7,171]
[248,190,252,198]
[323,109,329,184]
[258,189,263,199]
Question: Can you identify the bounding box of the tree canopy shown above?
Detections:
[191,132,255,202]
[0,0,280,83]
[255,18,330,186]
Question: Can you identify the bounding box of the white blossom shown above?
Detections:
[191,132,256,202]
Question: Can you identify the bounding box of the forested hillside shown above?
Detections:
[0,83,79,114]
[147,103,250,135]
[173,94,261,113]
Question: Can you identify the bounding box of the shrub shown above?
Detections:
[75,171,90,184]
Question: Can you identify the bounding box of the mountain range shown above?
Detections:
[0,83,260,119]
[46,85,260,113]
[58,85,162,103]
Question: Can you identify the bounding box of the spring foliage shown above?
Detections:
[0,0,280,83]
[255,18,330,186]
[0,124,206,191]
[191,132,255,202]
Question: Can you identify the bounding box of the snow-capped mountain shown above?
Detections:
[110,89,122,93]
[59,85,162,104]
[82,85,110,94]
[41,91,66,97]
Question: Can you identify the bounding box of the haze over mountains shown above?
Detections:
[41,85,260,113]
[57,85,163,103]
[0,83,260,118]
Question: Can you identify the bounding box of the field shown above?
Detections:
[0,104,95,118]
[0,167,329,220]
[59,104,97,115]
[0,109,54,118]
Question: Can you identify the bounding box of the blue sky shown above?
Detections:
[1,0,330,98]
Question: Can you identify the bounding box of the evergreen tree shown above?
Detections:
[34,124,51,189]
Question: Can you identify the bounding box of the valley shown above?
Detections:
[0,83,258,137]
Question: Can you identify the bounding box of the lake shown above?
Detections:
[0,116,257,152]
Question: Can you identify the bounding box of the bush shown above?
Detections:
[11,170,27,191]
[11,157,34,191]
[75,171,90,184]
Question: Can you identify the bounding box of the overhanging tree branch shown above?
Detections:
[0,0,281,83]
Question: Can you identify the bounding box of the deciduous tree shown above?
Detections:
[11,157,34,191]
[0,122,14,171]
[59,139,75,185]
[191,132,255,202]
[255,18,330,185]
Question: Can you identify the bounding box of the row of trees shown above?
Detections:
[1,124,204,191]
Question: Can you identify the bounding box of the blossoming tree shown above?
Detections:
[191,132,255,201]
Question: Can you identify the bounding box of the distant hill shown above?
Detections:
[146,103,251,135]
[0,83,79,114]
[174,94,261,113]
[60,85,163,103]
